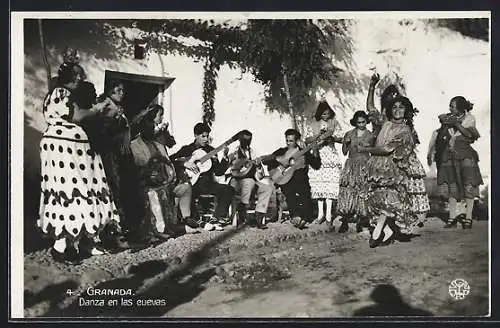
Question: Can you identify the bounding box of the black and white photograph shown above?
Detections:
[10,11,491,319]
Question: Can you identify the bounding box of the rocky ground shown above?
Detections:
[23,216,489,319]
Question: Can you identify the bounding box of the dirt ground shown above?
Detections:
[22,217,489,318]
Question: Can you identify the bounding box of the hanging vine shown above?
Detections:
[201,46,220,126]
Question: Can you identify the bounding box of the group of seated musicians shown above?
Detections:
[124,104,328,245]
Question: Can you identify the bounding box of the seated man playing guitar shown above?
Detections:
[228,130,275,230]
[171,123,235,227]
[262,129,321,229]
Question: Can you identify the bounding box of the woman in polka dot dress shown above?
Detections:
[305,101,344,225]
[37,61,121,264]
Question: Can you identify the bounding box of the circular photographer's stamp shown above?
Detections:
[449,278,471,300]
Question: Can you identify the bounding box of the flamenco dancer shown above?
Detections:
[367,73,430,229]
[37,57,121,264]
[360,93,429,247]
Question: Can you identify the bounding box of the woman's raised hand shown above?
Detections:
[370,73,380,86]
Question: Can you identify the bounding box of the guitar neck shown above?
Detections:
[253,154,275,163]
[197,134,239,164]
[293,144,316,159]
[289,130,334,160]
[296,135,326,157]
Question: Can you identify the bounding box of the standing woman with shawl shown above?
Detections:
[336,110,375,233]
[94,81,135,234]
[435,96,483,229]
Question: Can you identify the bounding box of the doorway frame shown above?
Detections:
[103,70,175,122]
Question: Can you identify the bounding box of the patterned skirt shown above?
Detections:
[366,155,425,232]
[37,124,120,241]
[337,155,370,217]
[437,154,483,201]
[406,153,430,216]
[308,145,342,199]
[140,185,177,235]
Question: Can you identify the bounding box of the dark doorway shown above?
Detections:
[103,70,175,121]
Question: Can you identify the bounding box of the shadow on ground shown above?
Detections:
[41,224,249,317]
[25,280,80,315]
[353,284,434,317]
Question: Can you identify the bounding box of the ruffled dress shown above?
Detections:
[366,121,429,231]
[37,87,120,241]
[337,128,375,217]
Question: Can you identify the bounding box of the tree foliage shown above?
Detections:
[237,20,344,118]
[434,18,489,42]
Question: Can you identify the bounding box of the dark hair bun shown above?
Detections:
[467,101,474,111]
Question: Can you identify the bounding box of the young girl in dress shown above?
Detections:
[337,111,375,233]
[305,101,344,226]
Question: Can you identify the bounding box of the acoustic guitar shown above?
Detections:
[230,154,276,179]
[182,131,243,185]
[269,129,334,185]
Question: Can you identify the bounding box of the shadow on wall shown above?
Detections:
[329,72,371,114]
[353,284,433,317]
[25,19,129,61]
[24,112,51,253]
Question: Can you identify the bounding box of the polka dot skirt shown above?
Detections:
[37,124,120,240]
